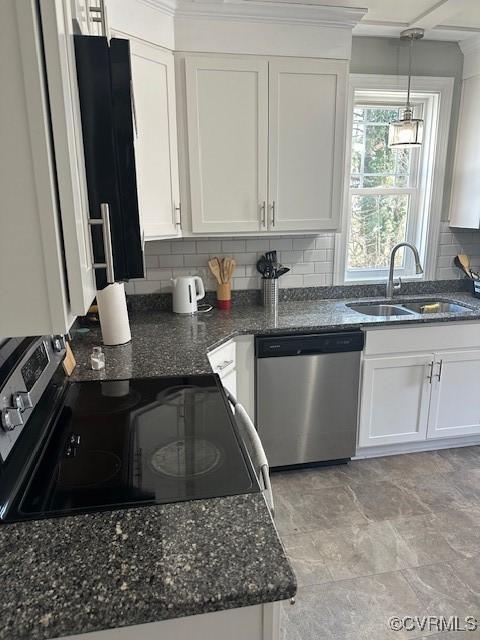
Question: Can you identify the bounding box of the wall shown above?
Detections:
[126,223,480,294]
[350,36,464,221]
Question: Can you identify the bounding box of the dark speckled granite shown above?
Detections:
[4,286,478,640]
[71,290,480,381]
[0,495,295,640]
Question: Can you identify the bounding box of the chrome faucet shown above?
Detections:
[386,242,423,298]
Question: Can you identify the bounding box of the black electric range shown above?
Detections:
[0,337,258,523]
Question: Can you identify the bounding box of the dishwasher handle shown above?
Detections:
[227,391,274,517]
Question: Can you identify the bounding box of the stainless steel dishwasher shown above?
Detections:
[255,331,364,469]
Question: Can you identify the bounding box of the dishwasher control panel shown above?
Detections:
[255,331,364,358]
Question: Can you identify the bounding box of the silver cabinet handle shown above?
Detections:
[89,202,115,284]
[270,201,276,227]
[435,360,443,381]
[260,201,266,227]
[174,203,182,228]
[216,359,234,372]
[427,361,434,383]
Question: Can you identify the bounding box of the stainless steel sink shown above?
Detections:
[346,303,414,317]
[347,299,474,317]
[401,300,473,314]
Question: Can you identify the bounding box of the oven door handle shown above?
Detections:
[227,391,274,518]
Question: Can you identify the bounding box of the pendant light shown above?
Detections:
[388,28,425,149]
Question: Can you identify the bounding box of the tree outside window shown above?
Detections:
[346,105,421,278]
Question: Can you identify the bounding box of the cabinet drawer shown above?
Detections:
[364,322,480,356]
[208,340,236,377]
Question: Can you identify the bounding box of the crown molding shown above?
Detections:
[354,19,480,43]
[460,34,480,56]
[136,0,176,18]
[139,0,366,28]
[460,34,480,78]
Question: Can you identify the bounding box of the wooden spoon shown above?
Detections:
[457,254,473,278]
[208,258,223,284]
[227,258,236,281]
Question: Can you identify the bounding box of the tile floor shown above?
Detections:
[273,446,480,639]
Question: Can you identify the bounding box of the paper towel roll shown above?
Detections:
[96,283,131,346]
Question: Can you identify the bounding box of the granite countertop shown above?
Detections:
[70,290,480,381]
[3,287,479,640]
[0,494,294,640]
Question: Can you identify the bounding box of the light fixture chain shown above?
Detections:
[406,36,413,110]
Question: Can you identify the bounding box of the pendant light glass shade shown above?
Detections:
[388,107,423,148]
[389,28,424,150]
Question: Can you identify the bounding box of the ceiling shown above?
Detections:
[320,0,480,42]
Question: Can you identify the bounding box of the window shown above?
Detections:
[335,76,454,285]
[348,104,421,279]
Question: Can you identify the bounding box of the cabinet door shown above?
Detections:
[208,339,237,398]
[129,38,181,240]
[268,58,347,232]
[40,0,97,316]
[2,0,97,337]
[427,350,480,439]
[449,75,480,229]
[185,57,268,233]
[358,355,433,448]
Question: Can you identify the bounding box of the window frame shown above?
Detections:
[334,74,455,286]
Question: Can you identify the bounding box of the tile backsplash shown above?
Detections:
[437,222,480,280]
[126,222,480,295]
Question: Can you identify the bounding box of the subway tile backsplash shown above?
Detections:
[126,222,480,295]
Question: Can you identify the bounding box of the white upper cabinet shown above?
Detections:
[268,59,347,232]
[40,0,97,317]
[1,0,96,338]
[128,38,182,240]
[449,74,480,229]
[185,57,268,234]
[183,55,347,235]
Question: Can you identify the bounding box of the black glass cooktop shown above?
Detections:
[13,374,257,519]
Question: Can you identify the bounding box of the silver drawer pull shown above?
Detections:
[89,202,115,284]
[216,359,234,371]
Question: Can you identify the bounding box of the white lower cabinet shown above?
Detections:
[207,336,256,421]
[58,602,280,640]
[358,354,433,448]
[427,350,480,439]
[208,339,237,399]
[358,326,480,450]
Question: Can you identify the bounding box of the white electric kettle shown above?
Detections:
[171,276,206,314]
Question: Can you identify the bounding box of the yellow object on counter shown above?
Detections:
[420,303,441,313]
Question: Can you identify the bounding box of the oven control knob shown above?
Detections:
[12,391,33,412]
[1,407,24,432]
